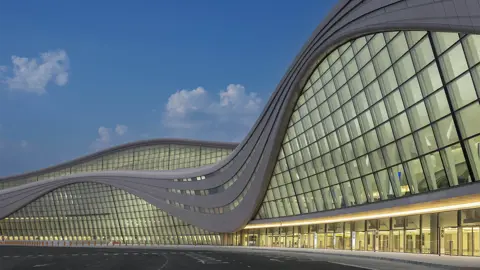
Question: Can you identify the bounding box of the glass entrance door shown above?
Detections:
[366,231,375,251]
[442,227,458,255]
[334,233,343,249]
[405,229,421,253]
[461,227,480,256]
[392,230,404,252]
[326,233,334,249]
[344,231,352,250]
[378,231,390,252]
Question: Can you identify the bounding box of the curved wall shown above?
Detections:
[255,29,480,220]
[1,0,480,237]
[0,139,236,190]
[0,182,220,245]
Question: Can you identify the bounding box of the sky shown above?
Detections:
[0,0,338,177]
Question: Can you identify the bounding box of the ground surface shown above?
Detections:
[0,246,463,270]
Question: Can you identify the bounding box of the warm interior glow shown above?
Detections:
[246,193,480,229]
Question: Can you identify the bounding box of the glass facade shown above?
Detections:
[0,182,221,245]
[256,31,480,220]
[2,29,480,259]
[0,144,233,190]
[235,208,480,257]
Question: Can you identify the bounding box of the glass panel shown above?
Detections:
[441,144,470,186]
[439,43,468,82]
[392,113,412,138]
[405,158,428,193]
[421,151,448,190]
[352,178,367,205]
[464,34,480,66]
[456,102,480,138]
[375,169,395,200]
[447,72,478,110]
[432,116,458,147]
[407,101,430,131]
[362,174,380,202]
[411,36,434,71]
[433,32,459,54]
[401,77,422,107]
[425,90,450,122]
[465,135,480,180]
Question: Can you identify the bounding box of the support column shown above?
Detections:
[431,213,439,254]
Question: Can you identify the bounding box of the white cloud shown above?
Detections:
[0,50,69,94]
[163,84,263,142]
[91,124,128,151]
[20,140,28,149]
[166,87,208,117]
[91,126,112,151]
[115,124,128,136]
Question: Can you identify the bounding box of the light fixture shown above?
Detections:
[245,200,480,229]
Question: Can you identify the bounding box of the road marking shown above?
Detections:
[152,252,157,255]
[113,253,119,256]
[72,254,78,256]
[143,253,148,255]
[3,256,9,258]
[47,255,53,257]
[158,253,169,270]
[269,258,283,262]
[33,263,54,268]
[103,253,109,256]
[14,256,19,258]
[124,253,128,255]
[133,253,138,255]
[327,261,378,270]
[81,254,88,256]
[38,255,44,257]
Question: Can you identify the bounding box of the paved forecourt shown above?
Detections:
[0,246,467,270]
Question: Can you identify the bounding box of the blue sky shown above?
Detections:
[0,0,337,177]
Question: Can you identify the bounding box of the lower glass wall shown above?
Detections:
[0,182,222,246]
[234,207,480,256]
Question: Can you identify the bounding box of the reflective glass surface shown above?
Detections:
[256,31,480,219]
[0,144,233,190]
[0,182,221,245]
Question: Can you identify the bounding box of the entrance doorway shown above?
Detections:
[378,231,390,252]
[392,230,404,252]
[442,227,458,255]
[462,227,480,256]
[366,231,376,251]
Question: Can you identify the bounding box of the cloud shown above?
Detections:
[20,140,28,149]
[91,124,128,151]
[90,126,112,151]
[163,84,263,142]
[0,50,69,94]
[115,124,128,136]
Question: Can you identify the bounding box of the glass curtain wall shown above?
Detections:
[0,145,233,190]
[0,182,221,245]
[256,30,480,220]
[239,208,480,256]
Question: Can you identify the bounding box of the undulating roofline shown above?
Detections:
[0,138,238,182]
[1,0,479,233]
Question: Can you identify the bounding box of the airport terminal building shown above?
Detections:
[2,0,480,257]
